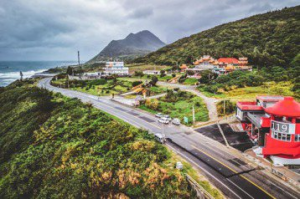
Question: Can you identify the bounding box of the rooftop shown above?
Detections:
[265,97,300,117]
[257,96,284,102]
[237,101,263,111]
[218,58,239,64]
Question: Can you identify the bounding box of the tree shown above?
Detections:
[134,71,144,77]
[185,55,193,64]
[66,66,73,75]
[186,70,195,76]
[145,98,159,110]
[160,70,166,77]
[150,76,158,86]
[132,81,143,87]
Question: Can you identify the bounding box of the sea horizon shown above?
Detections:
[0,61,78,87]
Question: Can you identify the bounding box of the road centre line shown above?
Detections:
[191,145,275,199]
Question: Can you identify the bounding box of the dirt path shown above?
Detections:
[185,88,219,121]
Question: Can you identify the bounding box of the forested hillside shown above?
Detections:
[0,80,194,198]
[134,6,300,68]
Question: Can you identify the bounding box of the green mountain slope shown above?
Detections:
[0,80,194,198]
[134,6,300,67]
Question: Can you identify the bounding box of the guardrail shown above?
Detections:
[185,174,214,199]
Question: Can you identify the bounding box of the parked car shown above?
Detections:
[155,113,163,118]
[158,117,170,124]
[163,115,172,121]
[154,133,166,144]
[172,118,181,125]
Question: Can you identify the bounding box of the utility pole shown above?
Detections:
[192,105,195,124]
[223,100,226,116]
[77,51,81,66]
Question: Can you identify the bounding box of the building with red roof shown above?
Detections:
[236,96,300,166]
[218,58,239,65]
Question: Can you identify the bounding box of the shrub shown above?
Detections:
[132,81,143,87]
[217,100,235,116]
[160,70,166,77]
[145,98,159,110]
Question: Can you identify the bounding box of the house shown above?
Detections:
[194,55,218,70]
[236,96,300,166]
[180,64,188,72]
[104,61,129,76]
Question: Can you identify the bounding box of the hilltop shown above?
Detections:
[89,30,165,63]
[134,6,300,67]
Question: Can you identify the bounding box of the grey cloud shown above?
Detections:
[0,0,299,61]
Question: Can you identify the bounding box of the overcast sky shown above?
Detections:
[0,0,298,61]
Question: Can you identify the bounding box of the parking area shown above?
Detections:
[195,123,254,152]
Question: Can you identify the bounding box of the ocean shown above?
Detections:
[0,61,77,87]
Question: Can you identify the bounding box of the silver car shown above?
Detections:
[158,117,170,124]
[172,118,181,125]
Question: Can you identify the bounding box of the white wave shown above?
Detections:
[0,69,47,79]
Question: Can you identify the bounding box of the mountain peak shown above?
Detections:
[89,30,165,62]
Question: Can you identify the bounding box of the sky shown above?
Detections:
[0,0,299,62]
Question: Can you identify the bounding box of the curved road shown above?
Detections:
[38,78,299,199]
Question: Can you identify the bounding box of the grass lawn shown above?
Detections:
[140,91,209,125]
[124,86,167,99]
[126,63,171,73]
[184,78,198,85]
[149,86,168,94]
[199,81,297,102]
[71,79,132,96]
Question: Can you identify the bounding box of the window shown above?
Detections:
[295,135,300,142]
[272,131,291,142]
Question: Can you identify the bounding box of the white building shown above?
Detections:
[104,62,129,76]
[143,70,159,75]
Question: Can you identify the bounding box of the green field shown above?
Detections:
[199,81,296,102]
[183,78,198,85]
[140,90,209,125]
[69,79,133,96]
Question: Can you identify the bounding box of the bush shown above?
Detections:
[89,78,107,86]
[150,76,158,86]
[160,70,166,77]
[145,98,159,110]
[132,81,143,87]
[217,100,235,116]
[134,71,144,77]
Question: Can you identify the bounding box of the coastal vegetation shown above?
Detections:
[134,6,300,69]
[0,80,204,198]
[51,76,133,96]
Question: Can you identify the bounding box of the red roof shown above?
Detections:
[218,58,239,64]
[237,102,264,111]
[265,97,300,117]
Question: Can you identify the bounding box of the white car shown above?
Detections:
[155,113,163,118]
[158,117,170,124]
[163,115,172,122]
[172,118,181,125]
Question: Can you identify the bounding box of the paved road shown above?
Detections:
[38,78,299,199]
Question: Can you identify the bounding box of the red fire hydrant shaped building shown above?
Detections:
[236,96,300,166]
